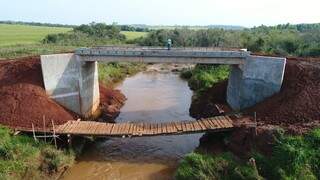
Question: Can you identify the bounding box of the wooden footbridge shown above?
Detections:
[16,116,234,137]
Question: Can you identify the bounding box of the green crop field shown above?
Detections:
[121,31,147,40]
[0,24,72,46]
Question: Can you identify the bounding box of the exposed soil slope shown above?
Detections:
[99,85,126,121]
[0,56,125,129]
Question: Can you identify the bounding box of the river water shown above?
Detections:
[62,67,203,180]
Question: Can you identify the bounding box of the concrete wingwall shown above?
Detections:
[227,55,286,110]
[40,53,100,117]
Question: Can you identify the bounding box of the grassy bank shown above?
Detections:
[180,64,230,93]
[176,128,320,180]
[0,44,77,59]
[0,126,74,179]
[99,62,147,85]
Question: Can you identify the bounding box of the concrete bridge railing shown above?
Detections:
[40,47,286,117]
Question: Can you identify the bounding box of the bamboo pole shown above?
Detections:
[32,123,37,142]
[51,120,57,149]
[43,115,46,143]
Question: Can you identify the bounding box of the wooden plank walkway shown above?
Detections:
[52,116,234,137]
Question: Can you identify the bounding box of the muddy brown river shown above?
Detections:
[62,68,203,180]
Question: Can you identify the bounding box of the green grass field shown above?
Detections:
[0,24,72,46]
[121,31,147,40]
[0,24,147,59]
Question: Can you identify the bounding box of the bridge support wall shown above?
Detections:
[226,55,286,110]
[40,54,100,117]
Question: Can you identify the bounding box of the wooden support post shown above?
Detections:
[254,112,257,136]
[67,134,72,149]
[51,120,57,149]
[43,115,46,143]
[32,123,37,142]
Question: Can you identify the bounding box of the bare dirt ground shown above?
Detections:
[0,56,125,129]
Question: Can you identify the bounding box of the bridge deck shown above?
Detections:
[75,47,248,64]
[56,116,233,137]
[15,116,234,137]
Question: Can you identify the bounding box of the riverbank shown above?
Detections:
[175,57,320,179]
[0,56,144,179]
[0,125,74,179]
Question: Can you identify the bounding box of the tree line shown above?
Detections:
[135,23,320,57]
[42,22,320,57]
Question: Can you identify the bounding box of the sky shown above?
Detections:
[1,0,320,27]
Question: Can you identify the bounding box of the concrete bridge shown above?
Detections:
[41,46,286,117]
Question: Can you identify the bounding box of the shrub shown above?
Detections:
[186,64,230,92]
[255,128,320,179]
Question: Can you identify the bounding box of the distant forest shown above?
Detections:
[5,20,318,57]
[136,23,320,57]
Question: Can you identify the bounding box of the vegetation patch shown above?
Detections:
[0,125,74,179]
[99,62,146,85]
[176,128,320,180]
[175,152,262,180]
[181,64,230,93]
[254,128,320,180]
[0,44,76,59]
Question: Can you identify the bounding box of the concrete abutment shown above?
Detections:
[40,54,100,117]
[40,50,286,117]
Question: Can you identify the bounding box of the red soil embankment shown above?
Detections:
[0,56,125,129]
[190,57,320,133]
[99,85,126,121]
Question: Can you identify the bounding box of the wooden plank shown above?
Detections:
[56,122,69,133]
[106,123,113,134]
[70,121,79,133]
[225,116,234,126]
[205,118,216,128]
[198,120,208,130]
[192,121,201,131]
[131,124,137,136]
[146,123,152,135]
[110,123,119,135]
[181,121,187,132]
[117,123,124,134]
[124,123,130,135]
[170,122,178,133]
[185,122,191,132]
[162,123,167,134]
[166,123,173,133]
[90,122,98,134]
[128,123,134,135]
[218,117,229,128]
[215,118,224,128]
[217,117,228,128]
[196,120,206,130]
[150,123,155,135]
[174,122,183,132]
[201,119,211,129]
[86,122,96,134]
[156,123,160,134]
[137,123,143,135]
[64,121,74,134]
[208,119,219,129]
